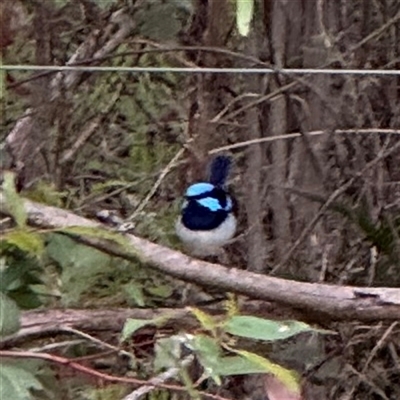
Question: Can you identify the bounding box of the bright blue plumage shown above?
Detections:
[197,197,222,212]
[185,182,214,197]
[176,155,237,256]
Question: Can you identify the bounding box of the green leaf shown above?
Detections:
[225,316,317,341]
[235,349,301,394]
[0,292,21,336]
[188,307,218,332]
[120,318,155,342]
[189,334,222,384]
[154,335,183,372]
[123,283,145,307]
[46,234,113,305]
[47,233,94,269]
[214,355,275,376]
[0,361,43,400]
[0,259,24,293]
[236,0,254,37]
[146,284,173,299]
[2,172,27,228]
[53,0,68,8]
[0,252,43,309]
[4,230,44,257]
[120,310,174,342]
[7,288,42,310]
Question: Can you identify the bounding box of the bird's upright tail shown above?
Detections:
[208,155,232,187]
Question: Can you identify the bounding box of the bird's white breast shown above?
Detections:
[175,213,237,256]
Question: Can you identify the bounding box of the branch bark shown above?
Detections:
[1,193,400,321]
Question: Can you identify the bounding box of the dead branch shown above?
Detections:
[0,302,287,350]
[1,194,400,321]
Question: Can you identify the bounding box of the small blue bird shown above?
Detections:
[176,155,237,256]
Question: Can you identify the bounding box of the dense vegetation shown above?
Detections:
[1,1,400,399]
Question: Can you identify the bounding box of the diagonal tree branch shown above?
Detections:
[1,193,400,321]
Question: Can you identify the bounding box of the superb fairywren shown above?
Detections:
[176,155,237,256]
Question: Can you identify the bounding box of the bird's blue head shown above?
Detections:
[184,182,233,213]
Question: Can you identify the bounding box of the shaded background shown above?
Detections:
[1,0,400,399]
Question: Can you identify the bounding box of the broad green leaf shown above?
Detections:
[47,233,115,270]
[2,172,27,228]
[0,292,20,336]
[188,307,218,332]
[0,261,19,292]
[122,312,177,343]
[236,0,254,37]
[154,335,183,372]
[7,288,42,310]
[0,361,43,400]
[57,226,131,248]
[214,355,275,376]
[46,234,113,305]
[189,334,222,384]
[190,334,221,357]
[236,350,300,394]
[0,254,43,309]
[120,318,155,342]
[4,230,44,257]
[225,316,316,341]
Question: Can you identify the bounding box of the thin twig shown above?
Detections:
[361,322,398,373]
[210,81,297,123]
[4,65,400,75]
[61,326,134,360]
[0,350,232,400]
[123,356,194,400]
[30,340,85,353]
[209,128,400,154]
[126,148,185,222]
